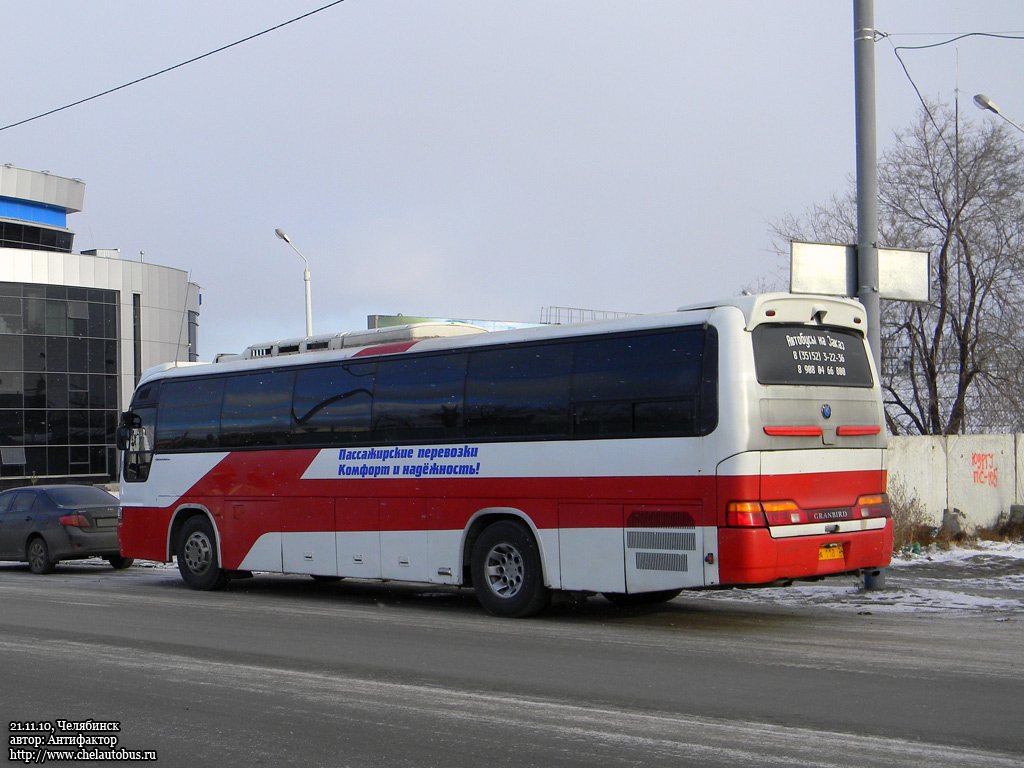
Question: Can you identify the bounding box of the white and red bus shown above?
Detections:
[117,293,892,617]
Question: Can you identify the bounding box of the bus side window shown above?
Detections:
[154,378,225,450]
[372,354,468,442]
[221,370,295,447]
[292,363,375,444]
[465,344,571,438]
[571,329,707,437]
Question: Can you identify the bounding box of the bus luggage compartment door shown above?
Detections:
[623,505,704,592]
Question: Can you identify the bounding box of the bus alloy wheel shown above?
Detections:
[471,521,550,618]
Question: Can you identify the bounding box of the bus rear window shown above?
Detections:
[753,324,873,387]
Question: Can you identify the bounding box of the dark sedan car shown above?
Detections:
[0,485,133,574]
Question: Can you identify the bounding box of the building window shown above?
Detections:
[187,310,199,362]
[0,281,119,481]
[133,294,142,386]
[0,221,74,253]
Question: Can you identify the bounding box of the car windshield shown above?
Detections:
[45,486,118,507]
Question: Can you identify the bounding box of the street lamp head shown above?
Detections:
[973,94,999,114]
[972,93,1024,135]
[273,227,313,337]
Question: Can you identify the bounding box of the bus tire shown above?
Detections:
[176,516,229,591]
[471,520,550,618]
[106,556,134,570]
[603,588,683,606]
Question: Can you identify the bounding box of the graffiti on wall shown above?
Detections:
[971,453,999,487]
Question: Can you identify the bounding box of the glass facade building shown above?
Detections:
[0,166,200,487]
[0,282,119,479]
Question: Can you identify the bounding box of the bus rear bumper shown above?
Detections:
[716,521,893,586]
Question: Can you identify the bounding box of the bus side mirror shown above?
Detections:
[115,411,140,451]
[115,425,130,451]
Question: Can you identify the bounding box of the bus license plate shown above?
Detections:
[818,544,844,561]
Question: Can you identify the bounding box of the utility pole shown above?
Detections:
[854,0,881,376]
[854,0,885,591]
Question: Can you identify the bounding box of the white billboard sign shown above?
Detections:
[790,241,930,302]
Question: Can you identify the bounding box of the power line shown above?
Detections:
[884,30,1024,38]
[0,0,347,133]
[884,29,1024,166]
[888,31,1024,50]
[880,27,1024,323]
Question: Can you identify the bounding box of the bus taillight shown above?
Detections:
[853,493,891,519]
[727,500,809,527]
[726,502,768,527]
[761,501,808,525]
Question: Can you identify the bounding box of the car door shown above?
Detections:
[0,492,39,559]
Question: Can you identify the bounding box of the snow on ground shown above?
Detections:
[692,541,1024,617]
[23,540,1024,617]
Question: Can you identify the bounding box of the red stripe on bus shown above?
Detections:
[119,446,885,571]
[352,341,418,357]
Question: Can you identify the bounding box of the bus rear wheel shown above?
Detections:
[471,521,550,618]
[176,516,229,590]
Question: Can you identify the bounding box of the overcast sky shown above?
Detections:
[3,1,1022,358]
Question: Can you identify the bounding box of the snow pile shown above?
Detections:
[694,540,1024,616]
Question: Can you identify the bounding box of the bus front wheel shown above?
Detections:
[471,521,550,618]
[176,516,229,591]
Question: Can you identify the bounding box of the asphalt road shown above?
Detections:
[1,561,1021,768]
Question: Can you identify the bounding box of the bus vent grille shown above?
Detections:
[636,552,688,572]
[627,531,696,551]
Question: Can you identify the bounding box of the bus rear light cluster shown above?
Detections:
[724,501,811,528]
[725,501,768,527]
[726,497,889,527]
[852,493,891,519]
[726,500,808,527]
[762,501,807,525]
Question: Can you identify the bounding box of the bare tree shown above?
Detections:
[771,102,1024,435]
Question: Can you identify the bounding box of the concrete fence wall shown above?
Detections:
[887,434,1022,529]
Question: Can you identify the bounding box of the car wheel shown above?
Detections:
[602,588,683,606]
[471,520,550,618]
[27,537,55,575]
[106,556,135,570]
[176,516,229,590]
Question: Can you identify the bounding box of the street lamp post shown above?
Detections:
[274,228,313,337]
[973,94,1024,135]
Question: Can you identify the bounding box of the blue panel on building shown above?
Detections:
[0,197,68,227]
